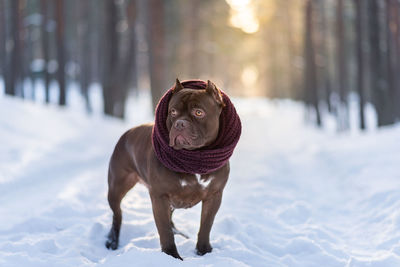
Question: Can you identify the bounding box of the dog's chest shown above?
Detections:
[169,174,214,209]
[180,173,213,189]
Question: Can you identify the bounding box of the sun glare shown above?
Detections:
[226,0,259,34]
[241,65,259,96]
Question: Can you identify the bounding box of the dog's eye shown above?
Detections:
[193,109,204,117]
[170,108,177,117]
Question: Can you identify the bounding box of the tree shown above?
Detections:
[317,0,332,113]
[304,0,321,126]
[101,0,137,118]
[148,0,166,110]
[56,0,66,106]
[41,0,51,103]
[383,0,397,125]
[102,0,119,116]
[336,0,348,130]
[282,0,297,100]
[354,0,365,130]
[386,0,400,121]
[125,0,138,93]
[78,0,91,112]
[395,1,400,119]
[0,0,5,79]
[5,0,22,96]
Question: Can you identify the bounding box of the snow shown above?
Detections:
[1,92,400,267]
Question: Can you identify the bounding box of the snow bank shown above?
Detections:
[1,95,400,267]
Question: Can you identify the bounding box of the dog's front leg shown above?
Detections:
[150,194,182,260]
[196,191,223,255]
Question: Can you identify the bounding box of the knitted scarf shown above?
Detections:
[152,80,242,174]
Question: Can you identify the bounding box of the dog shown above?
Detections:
[105,79,232,260]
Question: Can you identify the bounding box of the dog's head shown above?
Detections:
[167,79,225,150]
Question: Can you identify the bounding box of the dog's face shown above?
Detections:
[166,79,225,150]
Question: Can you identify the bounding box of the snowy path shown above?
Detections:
[1,96,400,267]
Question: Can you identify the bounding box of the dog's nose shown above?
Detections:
[174,119,188,130]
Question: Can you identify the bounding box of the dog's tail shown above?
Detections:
[170,209,189,239]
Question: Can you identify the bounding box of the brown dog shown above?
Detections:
[105,79,230,260]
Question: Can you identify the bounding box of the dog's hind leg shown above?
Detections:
[170,208,189,239]
[106,171,138,250]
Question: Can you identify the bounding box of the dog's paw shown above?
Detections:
[105,238,118,250]
[105,228,119,250]
[162,245,183,260]
[196,243,212,256]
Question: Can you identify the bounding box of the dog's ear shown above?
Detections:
[173,78,184,93]
[206,80,225,107]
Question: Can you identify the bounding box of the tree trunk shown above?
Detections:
[336,0,348,130]
[90,0,101,84]
[354,0,366,130]
[266,23,280,98]
[110,0,137,118]
[148,0,166,111]
[102,0,119,116]
[384,0,396,124]
[126,0,138,92]
[100,0,137,119]
[41,0,50,103]
[304,0,321,126]
[122,0,138,91]
[185,0,201,78]
[6,0,21,96]
[392,1,400,119]
[79,0,91,112]
[56,0,66,106]
[319,0,332,113]
[369,0,386,126]
[0,0,5,79]
[283,0,296,99]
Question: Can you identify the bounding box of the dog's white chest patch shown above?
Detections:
[180,179,188,187]
[195,173,213,188]
[179,174,213,189]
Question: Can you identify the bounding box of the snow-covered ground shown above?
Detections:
[1,92,400,267]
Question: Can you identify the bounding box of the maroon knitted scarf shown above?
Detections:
[152,80,242,174]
